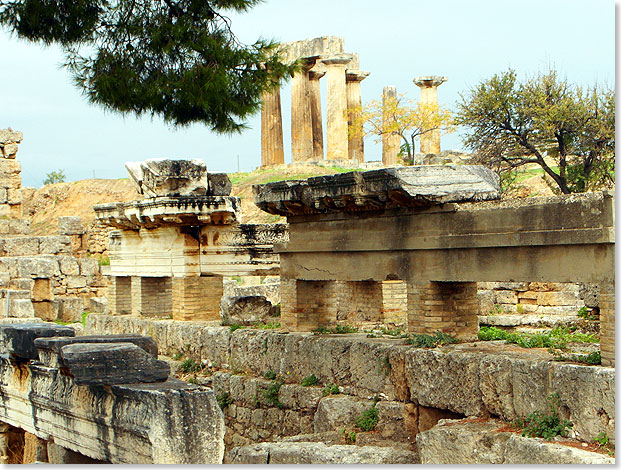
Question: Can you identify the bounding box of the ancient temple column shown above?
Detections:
[406,281,478,341]
[346,71,370,163]
[323,54,353,161]
[382,86,400,166]
[413,76,447,155]
[599,281,615,367]
[291,64,314,163]
[308,67,326,161]
[260,87,285,167]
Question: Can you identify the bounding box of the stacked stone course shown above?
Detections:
[0,129,23,219]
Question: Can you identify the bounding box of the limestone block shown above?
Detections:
[58,256,80,276]
[32,301,55,322]
[89,297,108,314]
[1,143,19,159]
[537,291,581,306]
[503,434,614,464]
[57,216,84,235]
[220,295,274,326]
[38,236,71,255]
[495,290,518,304]
[9,299,35,318]
[579,283,599,308]
[207,173,232,196]
[313,396,371,433]
[17,257,60,279]
[66,276,87,289]
[60,342,170,385]
[126,159,208,197]
[225,442,418,464]
[0,159,20,179]
[0,323,75,360]
[56,297,84,323]
[0,188,7,204]
[35,334,158,368]
[80,258,99,277]
[4,238,38,257]
[0,129,23,145]
[6,188,21,205]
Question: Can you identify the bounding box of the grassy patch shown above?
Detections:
[514,393,573,440]
[312,324,359,335]
[406,331,459,348]
[179,358,203,373]
[253,321,281,329]
[354,404,379,432]
[260,378,284,408]
[301,374,319,387]
[322,383,340,396]
[478,326,597,349]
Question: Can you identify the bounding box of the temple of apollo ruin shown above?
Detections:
[261,36,370,167]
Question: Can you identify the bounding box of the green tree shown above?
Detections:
[456,69,614,194]
[43,169,66,185]
[0,0,296,134]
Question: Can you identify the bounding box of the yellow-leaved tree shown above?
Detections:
[350,93,454,164]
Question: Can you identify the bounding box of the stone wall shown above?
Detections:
[87,315,615,445]
[0,129,23,219]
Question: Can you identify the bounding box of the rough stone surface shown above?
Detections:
[89,296,108,313]
[126,159,208,197]
[220,295,275,326]
[57,216,84,236]
[0,323,75,360]
[207,173,232,196]
[47,443,102,464]
[60,342,170,385]
[225,442,419,464]
[34,334,158,367]
[313,396,372,433]
[417,419,615,464]
[253,165,500,216]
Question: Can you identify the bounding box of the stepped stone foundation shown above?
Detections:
[254,167,615,365]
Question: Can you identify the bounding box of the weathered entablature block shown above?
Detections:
[0,323,225,464]
[95,159,287,321]
[254,165,500,216]
[254,166,615,366]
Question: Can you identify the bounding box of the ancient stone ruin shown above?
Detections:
[94,159,287,321]
[261,36,370,167]
[413,76,448,154]
[0,323,224,464]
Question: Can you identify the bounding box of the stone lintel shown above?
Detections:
[0,324,75,360]
[94,196,241,229]
[414,76,448,88]
[253,165,500,216]
[278,36,345,64]
[346,70,370,82]
[60,342,170,385]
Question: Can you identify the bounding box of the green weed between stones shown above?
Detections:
[406,331,459,348]
[216,392,233,410]
[312,324,359,335]
[354,403,379,432]
[264,369,277,380]
[513,393,573,440]
[261,379,284,408]
[179,358,203,373]
[341,428,357,444]
[552,350,601,365]
[478,326,597,349]
[301,374,319,387]
[322,383,340,396]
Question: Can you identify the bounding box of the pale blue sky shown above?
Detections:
[0,0,615,187]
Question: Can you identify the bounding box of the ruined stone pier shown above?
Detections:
[254,167,615,366]
[95,159,286,321]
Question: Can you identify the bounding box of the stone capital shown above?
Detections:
[308,63,326,80]
[321,53,354,67]
[346,70,370,82]
[413,76,448,88]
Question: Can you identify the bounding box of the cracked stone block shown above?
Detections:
[0,323,75,360]
[60,342,170,385]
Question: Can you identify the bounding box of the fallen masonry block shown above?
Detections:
[34,334,158,368]
[60,342,170,385]
[0,357,225,463]
[0,323,74,360]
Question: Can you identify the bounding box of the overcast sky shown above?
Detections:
[0,0,615,187]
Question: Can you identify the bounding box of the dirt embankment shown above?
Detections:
[21,164,354,234]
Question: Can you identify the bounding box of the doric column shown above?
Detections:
[346,70,370,163]
[413,76,447,155]
[291,62,314,163]
[382,86,400,166]
[260,87,285,167]
[308,66,326,161]
[322,54,353,161]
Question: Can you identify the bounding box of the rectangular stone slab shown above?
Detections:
[34,334,159,368]
[60,342,170,385]
[0,323,75,360]
[253,165,500,216]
